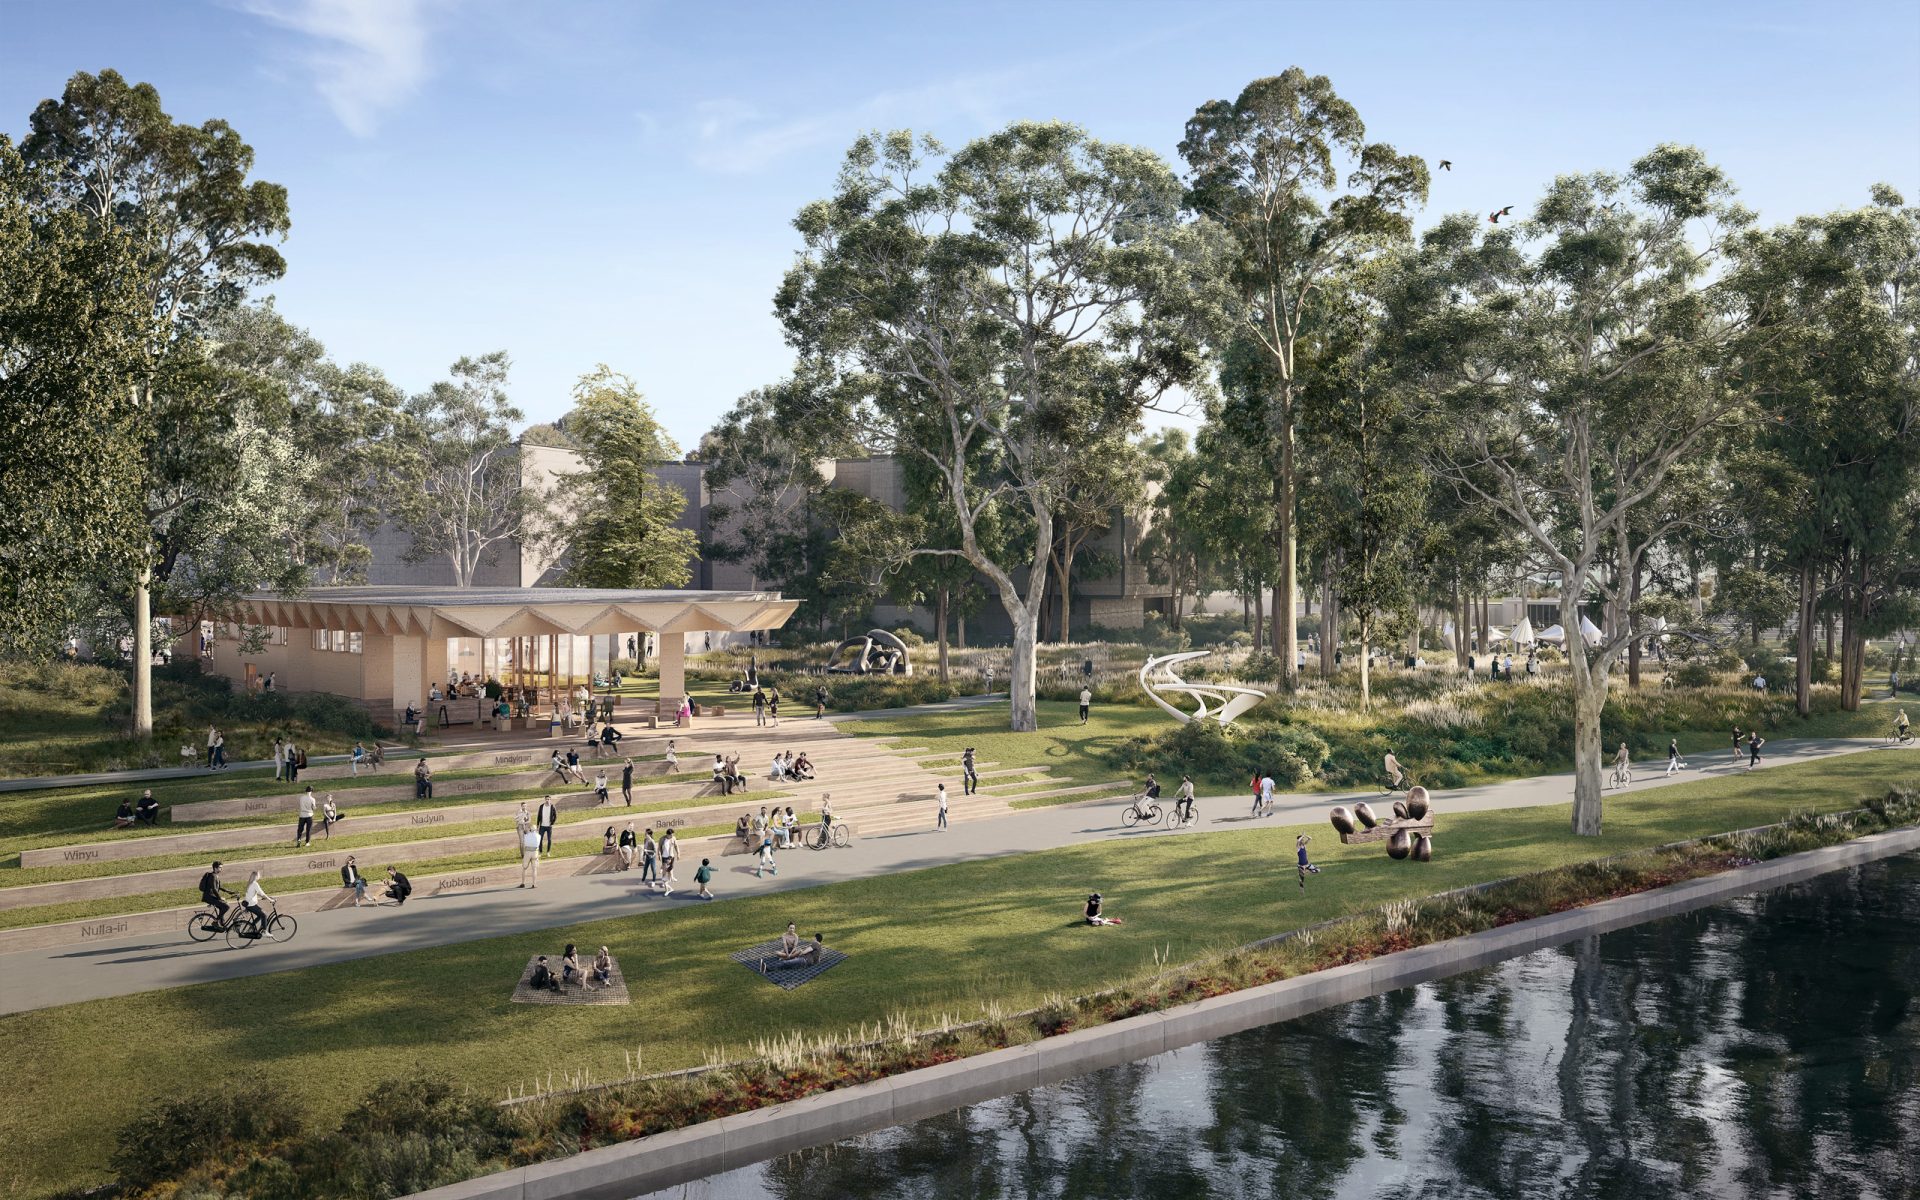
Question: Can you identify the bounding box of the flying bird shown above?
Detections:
[1488,206,1513,223]
[1438,159,1452,170]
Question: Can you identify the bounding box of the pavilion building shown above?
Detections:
[196,586,799,724]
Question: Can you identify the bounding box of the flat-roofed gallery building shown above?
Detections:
[198,587,798,723]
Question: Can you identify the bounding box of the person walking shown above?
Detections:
[660,829,679,895]
[295,787,317,847]
[753,687,768,727]
[935,783,949,831]
[694,857,715,900]
[1078,687,1092,725]
[515,802,534,839]
[621,758,634,805]
[537,796,559,853]
[961,746,978,796]
[1258,771,1276,817]
[206,724,219,770]
[639,828,660,887]
[519,826,541,888]
[1665,738,1684,776]
[814,685,827,719]
[1249,771,1263,817]
[768,687,780,726]
[1747,731,1765,771]
[983,664,995,694]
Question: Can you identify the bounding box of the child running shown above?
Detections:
[1296,834,1321,889]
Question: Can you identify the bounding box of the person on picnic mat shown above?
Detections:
[592,946,613,986]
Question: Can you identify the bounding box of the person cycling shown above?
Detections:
[239,870,274,938]
[198,861,235,925]
[1896,710,1911,742]
[1174,775,1196,824]
[1612,742,1631,784]
[1142,774,1162,804]
[1384,751,1405,790]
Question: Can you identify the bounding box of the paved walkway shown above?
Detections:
[0,736,1906,1016]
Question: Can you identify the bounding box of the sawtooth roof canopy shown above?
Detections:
[230,587,799,640]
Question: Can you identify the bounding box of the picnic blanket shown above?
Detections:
[509,953,630,1006]
[729,938,847,991]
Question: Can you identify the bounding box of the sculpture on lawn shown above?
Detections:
[1138,651,1268,727]
[1328,785,1436,861]
[825,629,913,676]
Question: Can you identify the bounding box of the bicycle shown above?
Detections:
[186,902,239,943]
[1609,765,1632,790]
[1888,728,1914,746]
[225,902,297,950]
[1120,795,1162,828]
[806,822,851,850]
[1378,776,1415,798]
[1166,801,1199,829]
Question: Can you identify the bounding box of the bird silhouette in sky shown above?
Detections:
[1438,159,1452,170]
[1488,206,1514,223]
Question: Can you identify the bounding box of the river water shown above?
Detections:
[647,853,1920,1199]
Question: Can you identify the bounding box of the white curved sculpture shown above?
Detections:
[1139,651,1268,727]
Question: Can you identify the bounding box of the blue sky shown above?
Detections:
[4,0,1917,449]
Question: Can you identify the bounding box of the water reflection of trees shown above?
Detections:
[748,857,1919,1200]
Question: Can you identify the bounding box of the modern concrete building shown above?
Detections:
[360,444,1171,636]
[199,587,798,723]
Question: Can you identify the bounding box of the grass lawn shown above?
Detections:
[6,751,1917,1198]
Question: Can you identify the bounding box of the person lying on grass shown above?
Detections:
[1085,892,1123,926]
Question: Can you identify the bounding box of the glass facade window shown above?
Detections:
[313,629,329,651]
[332,629,348,652]
[348,631,363,654]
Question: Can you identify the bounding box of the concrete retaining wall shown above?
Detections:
[0,831,735,954]
[23,777,720,869]
[400,822,1920,1200]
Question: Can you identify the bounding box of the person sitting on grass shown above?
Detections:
[561,942,588,988]
[135,789,160,825]
[114,798,136,828]
[528,955,562,993]
[1084,892,1123,926]
[773,929,824,967]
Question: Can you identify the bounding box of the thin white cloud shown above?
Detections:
[690,69,1029,174]
[239,0,448,136]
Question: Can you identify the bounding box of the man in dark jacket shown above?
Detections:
[385,866,413,906]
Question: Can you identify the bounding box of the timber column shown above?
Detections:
[656,633,686,721]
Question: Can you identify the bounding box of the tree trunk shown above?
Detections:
[1007,604,1039,732]
[1627,564,1643,689]
[1056,544,1076,645]
[132,561,154,737]
[1565,588,1606,836]
[955,612,966,649]
[1275,395,1299,691]
[936,585,950,685]
[1321,558,1338,676]
[1358,616,1372,712]
[1240,591,1250,631]
[1794,562,1814,716]
[1453,580,1469,670]
[1252,583,1265,656]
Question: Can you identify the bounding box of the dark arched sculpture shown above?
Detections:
[825,628,914,676]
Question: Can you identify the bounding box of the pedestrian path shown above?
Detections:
[0,735,1901,1016]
